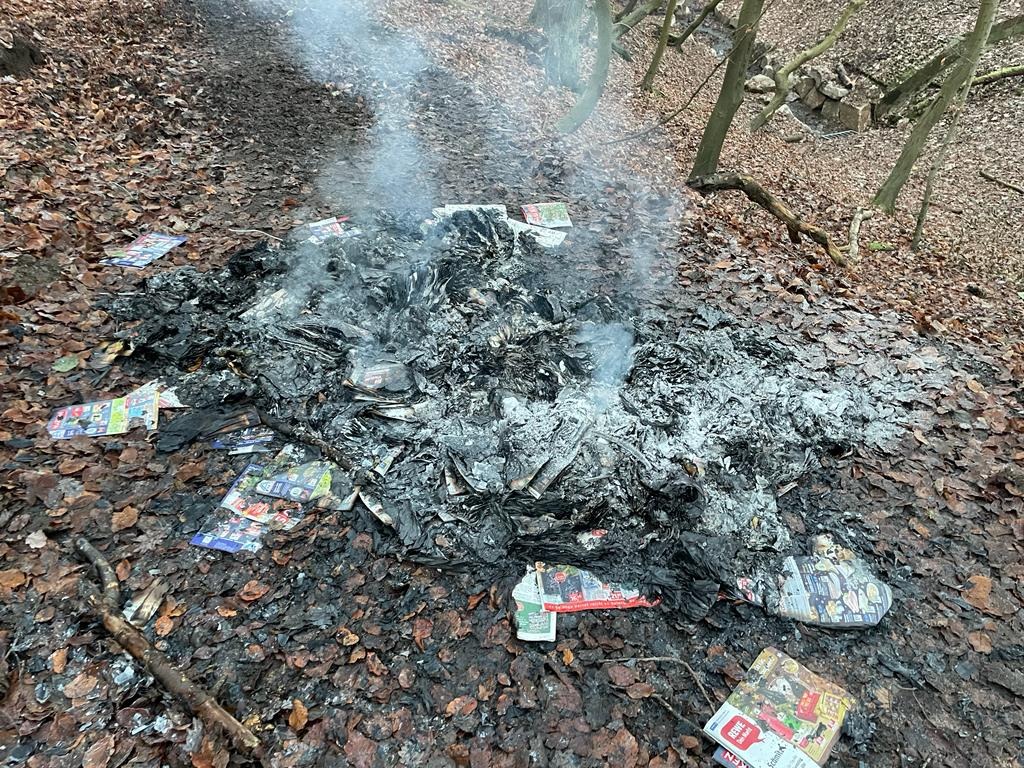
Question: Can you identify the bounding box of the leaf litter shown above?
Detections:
[0,0,1021,767]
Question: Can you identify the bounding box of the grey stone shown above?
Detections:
[839,100,872,132]
[821,81,850,100]
[822,99,842,121]
[806,63,835,85]
[801,87,826,110]
[794,76,816,99]
[744,74,776,93]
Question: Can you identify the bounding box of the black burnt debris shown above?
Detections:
[114,206,927,619]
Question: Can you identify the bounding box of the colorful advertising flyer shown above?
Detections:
[703,648,854,768]
[101,233,187,268]
[521,202,572,228]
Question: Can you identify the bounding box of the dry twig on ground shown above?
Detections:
[75,538,269,764]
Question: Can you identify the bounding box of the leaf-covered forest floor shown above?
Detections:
[1,1,1022,767]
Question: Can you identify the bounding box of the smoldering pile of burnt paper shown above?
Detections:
[116,209,917,619]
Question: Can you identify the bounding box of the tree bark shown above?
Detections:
[972,63,1024,86]
[75,538,268,763]
[615,0,640,23]
[640,0,680,91]
[615,0,661,39]
[690,0,765,177]
[669,0,725,47]
[750,0,866,130]
[911,0,997,249]
[873,0,1000,214]
[876,12,1024,118]
[689,172,847,265]
[557,0,614,132]
[532,0,587,88]
[847,207,874,264]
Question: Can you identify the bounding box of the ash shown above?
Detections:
[118,210,927,616]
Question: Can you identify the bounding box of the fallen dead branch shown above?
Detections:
[979,169,1024,195]
[847,206,874,264]
[75,538,268,764]
[688,172,847,266]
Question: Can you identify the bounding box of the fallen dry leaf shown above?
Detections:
[26,530,48,549]
[111,506,139,532]
[154,615,174,636]
[50,647,67,674]
[963,574,993,611]
[445,695,478,717]
[289,698,308,731]
[626,682,655,699]
[606,664,637,687]
[82,734,115,768]
[0,570,27,589]
[63,672,98,699]
[968,631,993,653]
[239,580,270,601]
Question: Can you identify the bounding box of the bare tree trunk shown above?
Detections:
[532,0,587,88]
[750,0,866,130]
[669,0,725,47]
[873,0,1000,214]
[690,0,765,177]
[641,0,680,91]
[911,2,996,249]
[876,12,1024,118]
[557,0,614,132]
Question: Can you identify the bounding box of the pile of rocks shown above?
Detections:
[746,60,874,133]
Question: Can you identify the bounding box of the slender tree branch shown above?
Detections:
[979,169,1024,195]
[689,172,847,265]
[75,538,268,763]
[669,0,724,47]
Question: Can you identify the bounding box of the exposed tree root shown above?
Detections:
[75,538,269,764]
[688,172,847,266]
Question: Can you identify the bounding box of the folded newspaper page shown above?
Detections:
[713,747,753,768]
[737,535,892,628]
[704,648,854,768]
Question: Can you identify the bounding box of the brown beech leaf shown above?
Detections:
[154,615,174,636]
[0,570,26,589]
[111,505,139,532]
[626,682,655,699]
[606,664,637,688]
[963,575,992,611]
[445,695,478,717]
[289,698,308,731]
[968,631,993,653]
[82,734,115,768]
[239,580,270,602]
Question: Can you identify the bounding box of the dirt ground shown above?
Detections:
[1,1,1023,767]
